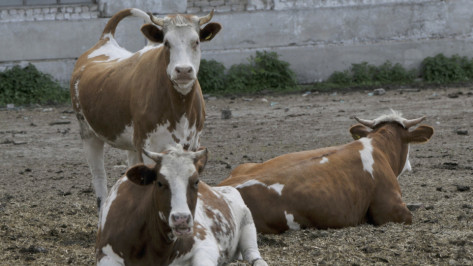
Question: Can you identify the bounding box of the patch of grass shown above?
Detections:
[197,59,226,93]
[199,51,299,94]
[420,54,473,83]
[0,64,69,106]
[325,61,416,88]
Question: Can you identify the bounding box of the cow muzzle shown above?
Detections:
[170,212,193,237]
[173,65,196,82]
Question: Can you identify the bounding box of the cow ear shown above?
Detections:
[194,148,208,174]
[141,24,164,43]
[349,124,370,140]
[200,23,221,42]
[405,125,434,143]
[126,164,157,186]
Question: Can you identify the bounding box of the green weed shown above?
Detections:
[0,64,69,106]
[199,51,299,94]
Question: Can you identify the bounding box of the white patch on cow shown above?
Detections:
[99,244,124,265]
[399,145,412,178]
[359,138,375,179]
[98,113,199,156]
[177,199,219,266]
[100,177,128,230]
[144,115,200,153]
[164,26,201,95]
[73,80,80,109]
[159,147,197,227]
[109,124,135,150]
[268,183,284,196]
[193,186,244,263]
[88,33,133,62]
[138,44,162,56]
[159,211,167,222]
[372,109,407,128]
[236,180,284,196]
[320,156,329,164]
[284,211,301,230]
[130,8,151,23]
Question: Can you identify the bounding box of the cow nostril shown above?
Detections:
[172,213,190,224]
[175,66,192,75]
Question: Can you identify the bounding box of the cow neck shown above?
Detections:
[146,48,201,123]
[131,47,203,154]
[369,125,408,176]
[147,186,195,261]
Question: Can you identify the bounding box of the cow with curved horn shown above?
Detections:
[70,8,221,210]
[219,110,434,233]
[96,145,268,266]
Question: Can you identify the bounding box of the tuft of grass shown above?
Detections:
[0,64,69,106]
[197,59,226,93]
[198,51,299,94]
[420,54,473,83]
[325,61,416,88]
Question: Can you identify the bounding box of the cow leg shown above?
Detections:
[126,150,141,167]
[368,191,413,225]
[191,244,219,266]
[83,136,107,210]
[238,208,268,266]
[97,255,124,266]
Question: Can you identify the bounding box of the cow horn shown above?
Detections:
[199,9,214,25]
[143,149,164,163]
[148,12,164,26]
[403,116,425,129]
[354,117,376,128]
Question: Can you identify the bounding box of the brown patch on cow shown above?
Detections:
[171,134,180,143]
[199,183,235,238]
[193,222,207,240]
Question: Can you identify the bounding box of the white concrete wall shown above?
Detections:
[0,0,472,84]
[204,0,473,83]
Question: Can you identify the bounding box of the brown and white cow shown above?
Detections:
[96,145,268,266]
[219,111,434,234]
[69,8,221,209]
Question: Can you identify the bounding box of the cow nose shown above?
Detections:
[175,66,193,74]
[171,213,191,225]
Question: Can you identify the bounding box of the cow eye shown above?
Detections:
[164,41,170,48]
[194,179,200,188]
[157,181,163,187]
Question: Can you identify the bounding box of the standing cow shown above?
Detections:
[219,111,434,233]
[70,8,221,209]
[96,145,268,266]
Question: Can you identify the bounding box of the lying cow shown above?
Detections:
[219,111,434,233]
[96,145,268,266]
[70,8,221,209]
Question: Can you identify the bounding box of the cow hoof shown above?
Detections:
[252,259,268,266]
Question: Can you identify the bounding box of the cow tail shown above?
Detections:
[100,8,153,40]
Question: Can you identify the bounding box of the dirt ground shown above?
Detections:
[0,86,472,265]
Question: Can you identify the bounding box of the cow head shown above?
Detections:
[126,145,208,239]
[140,10,222,95]
[349,110,434,176]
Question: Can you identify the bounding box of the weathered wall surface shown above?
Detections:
[1,0,472,84]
